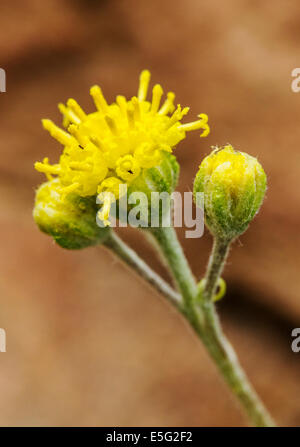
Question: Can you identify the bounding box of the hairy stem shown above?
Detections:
[103,231,181,308]
[200,298,275,427]
[202,237,230,300]
[148,227,202,325]
[148,226,275,427]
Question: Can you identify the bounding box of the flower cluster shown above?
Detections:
[35,70,210,225]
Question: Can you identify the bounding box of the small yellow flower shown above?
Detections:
[35,70,210,224]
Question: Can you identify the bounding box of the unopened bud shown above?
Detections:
[33,179,110,249]
[193,145,267,241]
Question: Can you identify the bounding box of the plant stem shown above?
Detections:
[202,237,230,301]
[200,298,275,427]
[148,227,202,326]
[149,226,275,427]
[103,231,181,308]
[147,227,198,303]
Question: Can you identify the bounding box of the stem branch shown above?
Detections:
[202,238,229,301]
[103,231,181,308]
[149,226,275,427]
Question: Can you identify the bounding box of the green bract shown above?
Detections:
[117,152,180,227]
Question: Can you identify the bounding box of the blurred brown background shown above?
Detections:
[0,0,299,426]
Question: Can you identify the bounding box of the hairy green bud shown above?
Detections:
[193,145,267,241]
[33,179,110,249]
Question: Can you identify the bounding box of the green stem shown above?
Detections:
[148,226,275,427]
[103,231,181,308]
[200,299,275,427]
[148,227,198,301]
[148,227,202,325]
[202,237,230,301]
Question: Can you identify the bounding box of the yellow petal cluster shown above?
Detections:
[200,145,254,195]
[35,70,210,223]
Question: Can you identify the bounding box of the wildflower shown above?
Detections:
[35,70,210,225]
[193,144,267,241]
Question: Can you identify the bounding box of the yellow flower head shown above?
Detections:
[35,70,210,224]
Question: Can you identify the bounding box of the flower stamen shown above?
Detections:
[61,182,80,199]
[116,95,127,116]
[68,124,88,146]
[88,135,102,149]
[178,113,210,137]
[132,96,141,120]
[42,119,76,146]
[69,161,93,171]
[105,115,118,135]
[66,99,87,122]
[58,103,81,125]
[159,92,175,115]
[35,157,61,180]
[138,69,151,101]
[127,103,135,128]
[151,84,163,114]
[165,105,189,129]
[90,85,108,112]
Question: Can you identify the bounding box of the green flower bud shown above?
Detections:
[116,152,180,227]
[33,179,111,249]
[193,145,267,241]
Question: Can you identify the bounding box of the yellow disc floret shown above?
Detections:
[202,145,251,195]
[35,69,210,224]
